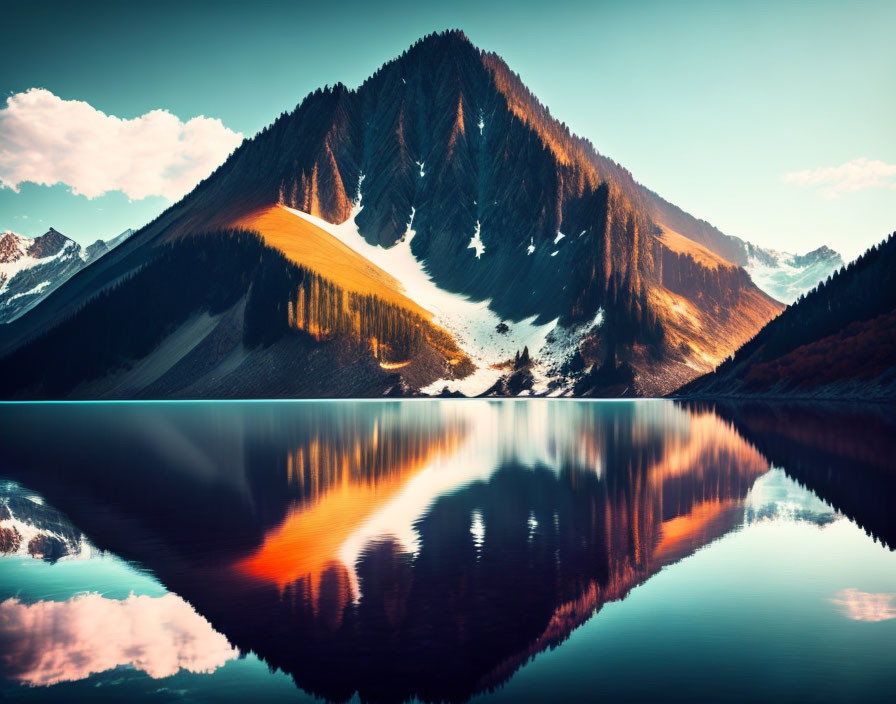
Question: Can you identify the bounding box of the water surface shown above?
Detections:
[0,400,894,703]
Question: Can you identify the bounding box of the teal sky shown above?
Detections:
[1,0,893,260]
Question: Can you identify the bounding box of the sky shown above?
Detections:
[1,0,893,260]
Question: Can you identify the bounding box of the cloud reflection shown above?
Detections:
[830,589,896,622]
[0,592,237,686]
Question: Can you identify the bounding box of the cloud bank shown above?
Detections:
[783,157,896,199]
[0,88,243,201]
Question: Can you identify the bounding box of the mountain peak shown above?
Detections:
[0,231,23,263]
[807,245,840,259]
[26,227,73,259]
[789,244,843,269]
[415,29,472,47]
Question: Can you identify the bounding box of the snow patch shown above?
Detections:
[553,231,565,244]
[468,221,485,259]
[527,238,535,255]
[6,279,51,303]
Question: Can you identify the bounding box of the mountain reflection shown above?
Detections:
[0,400,891,702]
[685,400,896,549]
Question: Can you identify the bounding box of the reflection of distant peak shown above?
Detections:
[701,401,896,550]
[744,468,839,527]
[0,484,93,562]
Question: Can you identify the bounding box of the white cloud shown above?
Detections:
[783,157,896,199]
[0,88,243,201]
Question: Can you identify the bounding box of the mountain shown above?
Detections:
[744,244,843,304]
[0,227,133,323]
[0,31,785,399]
[677,232,896,400]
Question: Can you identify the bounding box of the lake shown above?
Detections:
[0,399,894,703]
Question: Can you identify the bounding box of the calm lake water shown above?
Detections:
[0,399,894,703]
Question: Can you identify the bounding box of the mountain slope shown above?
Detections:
[677,232,896,400]
[0,31,783,398]
[481,55,841,301]
[0,227,132,323]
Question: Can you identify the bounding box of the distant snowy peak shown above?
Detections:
[0,229,80,286]
[0,226,133,323]
[745,243,844,304]
[789,245,841,269]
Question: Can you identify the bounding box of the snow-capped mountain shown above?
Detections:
[745,244,844,304]
[0,227,133,323]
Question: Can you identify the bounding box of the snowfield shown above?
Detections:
[6,279,52,303]
[283,197,601,396]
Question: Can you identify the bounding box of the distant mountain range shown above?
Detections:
[0,227,133,323]
[0,31,851,399]
[679,232,896,400]
[744,244,843,304]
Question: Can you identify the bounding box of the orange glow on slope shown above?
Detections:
[232,205,432,320]
[650,283,782,371]
[656,225,734,272]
